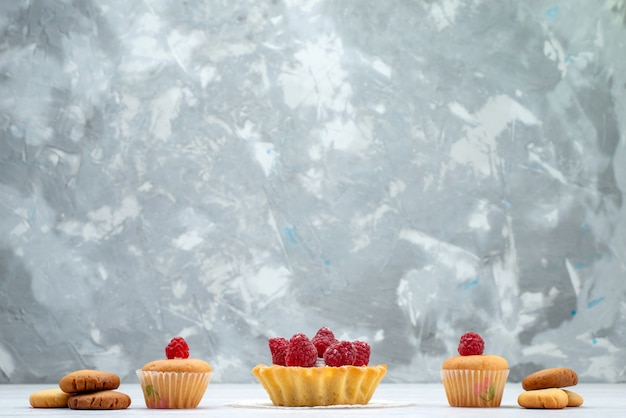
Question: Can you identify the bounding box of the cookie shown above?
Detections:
[521,367,578,390]
[29,388,71,408]
[518,388,568,409]
[563,389,584,407]
[59,369,120,393]
[68,390,131,410]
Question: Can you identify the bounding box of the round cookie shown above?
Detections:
[59,369,120,394]
[29,388,71,408]
[563,389,584,407]
[521,367,578,390]
[518,388,568,409]
[68,390,131,410]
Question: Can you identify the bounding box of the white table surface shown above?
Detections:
[1,383,623,417]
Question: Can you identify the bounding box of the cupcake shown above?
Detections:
[252,327,387,407]
[136,337,212,409]
[440,332,509,407]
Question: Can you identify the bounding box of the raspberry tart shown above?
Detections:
[252,327,387,407]
[440,332,509,407]
[136,337,213,408]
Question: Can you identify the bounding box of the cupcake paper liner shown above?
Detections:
[136,370,212,409]
[440,369,509,407]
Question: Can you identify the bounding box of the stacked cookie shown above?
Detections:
[29,369,131,410]
[518,367,583,409]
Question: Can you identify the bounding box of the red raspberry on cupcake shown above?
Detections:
[457,332,485,356]
[165,337,190,359]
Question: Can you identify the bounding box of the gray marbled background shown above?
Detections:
[1,0,625,384]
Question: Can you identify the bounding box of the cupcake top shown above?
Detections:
[142,358,212,373]
[141,337,212,373]
[442,332,508,370]
[442,354,508,370]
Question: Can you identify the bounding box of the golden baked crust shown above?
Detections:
[252,364,387,407]
[442,355,508,370]
[141,358,212,373]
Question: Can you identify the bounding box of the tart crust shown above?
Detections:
[252,363,387,407]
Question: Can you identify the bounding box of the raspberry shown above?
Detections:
[458,332,485,356]
[323,340,356,367]
[165,337,189,359]
[268,337,289,366]
[311,327,337,357]
[285,333,317,367]
[352,341,370,366]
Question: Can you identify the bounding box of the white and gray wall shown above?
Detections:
[1,0,625,384]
